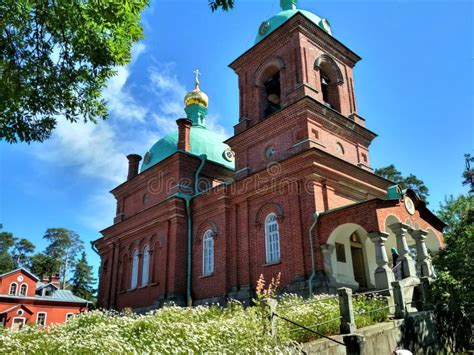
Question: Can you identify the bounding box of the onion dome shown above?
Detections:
[140,70,235,173]
[255,0,332,44]
[184,69,209,108]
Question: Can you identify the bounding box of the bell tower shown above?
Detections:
[227,0,376,179]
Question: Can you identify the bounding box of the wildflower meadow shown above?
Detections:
[0,275,388,353]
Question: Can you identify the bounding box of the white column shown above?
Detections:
[321,244,335,277]
[389,222,417,278]
[368,231,395,291]
[411,229,433,277]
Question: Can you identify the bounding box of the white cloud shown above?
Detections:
[102,43,148,122]
[31,48,230,231]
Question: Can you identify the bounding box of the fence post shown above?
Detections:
[266,298,278,338]
[391,281,406,319]
[343,334,366,355]
[338,287,356,334]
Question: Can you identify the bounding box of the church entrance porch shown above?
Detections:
[317,191,445,293]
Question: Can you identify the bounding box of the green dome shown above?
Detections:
[140,126,235,172]
[255,8,331,44]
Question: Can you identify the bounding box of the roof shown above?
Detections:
[255,8,331,44]
[0,290,90,304]
[140,126,235,172]
[0,268,39,281]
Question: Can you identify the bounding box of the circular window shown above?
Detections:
[335,142,345,155]
[223,148,235,162]
[143,194,149,205]
[17,276,23,282]
[144,151,152,164]
[17,310,23,316]
[264,146,275,160]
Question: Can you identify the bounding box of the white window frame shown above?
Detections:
[19,283,28,296]
[65,313,75,321]
[265,213,280,263]
[9,282,17,295]
[130,250,139,289]
[36,312,47,327]
[11,317,25,331]
[141,246,150,286]
[202,230,214,276]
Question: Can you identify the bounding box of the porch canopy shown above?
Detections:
[317,189,445,291]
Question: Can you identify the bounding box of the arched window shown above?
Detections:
[19,284,27,296]
[9,282,17,295]
[130,250,139,289]
[202,230,214,275]
[141,246,150,286]
[263,71,281,116]
[315,55,343,112]
[265,213,280,263]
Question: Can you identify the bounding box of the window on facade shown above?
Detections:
[19,284,27,296]
[336,243,346,262]
[37,312,46,327]
[265,213,280,263]
[263,71,281,117]
[131,251,139,289]
[318,62,341,112]
[66,313,74,321]
[141,246,150,286]
[44,288,53,297]
[202,230,214,275]
[143,194,149,205]
[9,283,17,295]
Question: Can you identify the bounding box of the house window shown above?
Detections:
[141,246,150,286]
[9,283,17,295]
[143,194,149,205]
[66,313,74,321]
[19,284,27,296]
[265,213,280,263]
[263,71,281,117]
[202,230,214,275]
[336,243,346,263]
[131,250,139,289]
[36,312,47,327]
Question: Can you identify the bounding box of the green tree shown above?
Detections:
[462,153,474,194]
[209,0,235,11]
[43,228,84,288]
[12,238,35,268]
[1,0,149,143]
[0,231,17,253]
[30,253,61,279]
[70,252,96,302]
[374,164,430,202]
[429,154,474,352]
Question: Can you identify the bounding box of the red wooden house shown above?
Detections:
[0,268,89,330]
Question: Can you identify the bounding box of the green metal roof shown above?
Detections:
[140,126,235,172]
[255,7,331,44]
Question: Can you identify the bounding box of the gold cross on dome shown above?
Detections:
[193,68,201,88]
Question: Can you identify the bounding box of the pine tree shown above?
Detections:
[70,252,96,302]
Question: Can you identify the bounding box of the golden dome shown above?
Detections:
[184,69,209,108]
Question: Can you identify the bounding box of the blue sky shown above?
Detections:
[1,0,472,277]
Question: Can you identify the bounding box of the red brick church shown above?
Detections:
[94,0,444,311]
